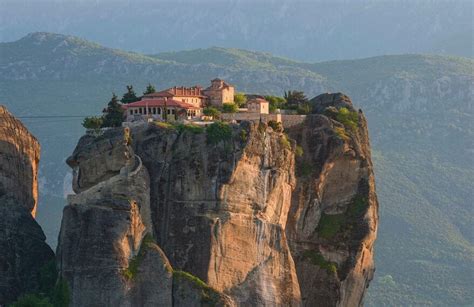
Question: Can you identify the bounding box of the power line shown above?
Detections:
[2,115,92,119]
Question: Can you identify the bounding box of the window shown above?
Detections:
[158,108,161,114]
[129,110,133,115]
[139,107,143,114]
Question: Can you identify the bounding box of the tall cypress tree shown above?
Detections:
[284,90,308,106]
[143,83,156,95]
[102,93,124,127]
[121,85,139,104]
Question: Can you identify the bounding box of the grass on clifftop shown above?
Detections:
[176,123,205,134]
[152,121,175,130]
[325,107,359,133]
[152,121,205,134]
[206,121,232,145]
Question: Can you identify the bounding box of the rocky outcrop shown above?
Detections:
[58,129,234,306]
[57,92,378,306]
[0,106,55,304]
[132,122,301,306]
[286,93,378,306]
[0,106,40,215]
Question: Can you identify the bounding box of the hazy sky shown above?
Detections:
[0,0,472,61]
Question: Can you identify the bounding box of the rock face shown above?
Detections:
[57,92,378,306]
[286,93,378,306]
[58,129,234,306]
[132,122,300,306]
[0,106,40,215]
[0,106,55,304]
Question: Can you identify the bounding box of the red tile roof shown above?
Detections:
[143,90,174,98]
[122,99,199,109]
[248,98,269,104]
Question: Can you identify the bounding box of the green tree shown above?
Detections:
[206,121,232,144]
[203,106,221,119]
[82,116,103,129]
[121,85,139,104]
[10,294,53,307]
[297,102,312,114]
[143,83,156,95]
[102,93,124,127]
[222,103,238,113]
[284,90,308,106]
[51,279,70,307]
[38,260,58,295]
[265,95,287,112]
[334,107,359,131]
[234,92,246,106]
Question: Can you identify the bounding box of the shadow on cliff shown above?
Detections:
[0,140,56,305]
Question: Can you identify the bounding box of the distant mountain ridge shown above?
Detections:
[1,0,472,61]
[0,32,472,306]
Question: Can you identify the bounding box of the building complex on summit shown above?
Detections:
[122,78,271,122]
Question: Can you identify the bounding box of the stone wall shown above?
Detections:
[221,112,306,129]
[281,115,307,128]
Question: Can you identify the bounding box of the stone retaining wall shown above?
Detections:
[221,112,306,128]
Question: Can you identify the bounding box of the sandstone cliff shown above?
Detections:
[286,93,378,306]
[57,93,378,306]
[58,129,234,306]
[0,106,55,304]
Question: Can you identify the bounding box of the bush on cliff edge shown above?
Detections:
[206,122,232,144]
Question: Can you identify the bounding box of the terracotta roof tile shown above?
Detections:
[122,99,199,109]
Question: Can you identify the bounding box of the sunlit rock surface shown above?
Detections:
[57,93,378,306]
[0,106,54,304]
